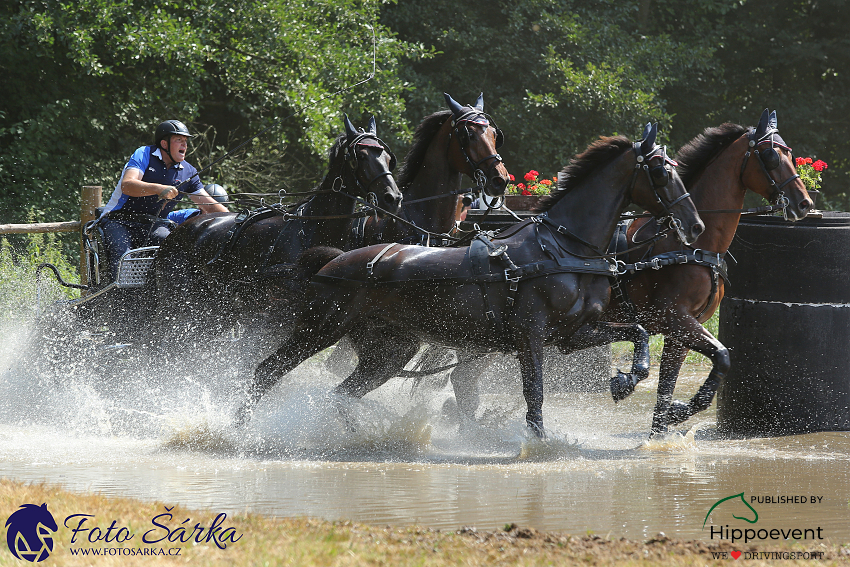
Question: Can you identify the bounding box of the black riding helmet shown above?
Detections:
[154,120,194,163]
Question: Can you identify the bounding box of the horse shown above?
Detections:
[151,115,403,343]
[349,92,508,248]
[555,108,811,436]
[236,123,705,436]
[331,92,510,414]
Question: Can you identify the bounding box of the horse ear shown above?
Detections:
[444,92,465,118]
[368,116,377,135]
[474,92,484,111]
[640,122,652,142]
[344,113,358,141]
[640,123,658,155]
[755,108,770,138]
[768,110,777,131]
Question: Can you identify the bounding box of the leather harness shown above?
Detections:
[607,219,730,321]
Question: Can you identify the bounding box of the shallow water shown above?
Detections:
[1,322,848,543]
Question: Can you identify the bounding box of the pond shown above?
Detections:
[1,330,847,544]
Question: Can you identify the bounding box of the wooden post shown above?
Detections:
[79,185,102,290]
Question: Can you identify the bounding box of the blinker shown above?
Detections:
[650,165,669,187]
[759,147,781,171]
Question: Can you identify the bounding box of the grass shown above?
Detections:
[0,224,80,327]
[1,479,846,566]
[612,311,720,367]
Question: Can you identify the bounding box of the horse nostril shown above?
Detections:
[383,192,396,206]
[799,199,811,212]
[691,221,705,240]
[491,176,506,191]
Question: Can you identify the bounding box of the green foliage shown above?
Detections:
[1,0,847,223]
[0,0,423,223]
[0,224,79,327]
[382,0,721,179]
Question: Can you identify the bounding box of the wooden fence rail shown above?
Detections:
[0,186,103,289]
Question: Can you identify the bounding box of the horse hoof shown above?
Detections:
[233,406,252,428]
[527,421,547,439]
[649,424,668,438]
[610,371,636,402]
[665,400,691,425]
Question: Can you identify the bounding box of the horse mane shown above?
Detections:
[532,136,633,214]
[396,110,452,188]
[675,123,747,187]
[290,133,347,207]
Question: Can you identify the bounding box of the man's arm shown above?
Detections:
[121,168,178,200]
[188,191,228,213]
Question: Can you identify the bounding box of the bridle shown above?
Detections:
[630,142,692,244]
[340,132,398,208]
[449,109,505,202]
[739,127,800,221]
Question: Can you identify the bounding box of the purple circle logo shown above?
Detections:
[5,503,58,562]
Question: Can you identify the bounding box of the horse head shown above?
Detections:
[739,109,811,221]
[444,92,510,199]
[340,114,403,216]
[631,123,704,245]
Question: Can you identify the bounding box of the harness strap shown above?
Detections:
[695,267,719,320]
[366,243,397,279]
[311,255,613,288]
[207,206,283,266]
[618,249,729,282]
[612,248,727,322]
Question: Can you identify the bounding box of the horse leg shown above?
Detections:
[447,351,494,420]
[334,326,420,399]
[235,290,364,425]
[559,322,650,402]
[517,339,546,437]
[650,318,730,436]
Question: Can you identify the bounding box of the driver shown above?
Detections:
[100,120,227,281]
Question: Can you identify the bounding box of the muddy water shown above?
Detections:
[0,331,848,542]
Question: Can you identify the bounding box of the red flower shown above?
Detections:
[796,157,806,167]
[508,174,515,182]
[805,157,813,164]
[517,183,526,190]
[540,178,552,186]
[813,160,828,172]
[521,189,533,196]
[524,171,538,182]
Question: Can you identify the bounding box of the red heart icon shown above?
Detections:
[731,551,742,560]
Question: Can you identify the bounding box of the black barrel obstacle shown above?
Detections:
[718,212,850,436]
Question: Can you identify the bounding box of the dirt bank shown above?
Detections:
[1,478,846,566]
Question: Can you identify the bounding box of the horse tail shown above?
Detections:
[296,246,344,281]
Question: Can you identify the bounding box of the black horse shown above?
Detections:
[237,124,705,435]
[151,115,403,344]
[349,92,508,248]
[327,92,510,411]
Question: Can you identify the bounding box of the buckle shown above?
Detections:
[614,259,627,275]
[650,257,662,270]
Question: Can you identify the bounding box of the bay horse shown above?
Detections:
[237,124,705,436]
[151,115,403,341]
[556,109,811,436]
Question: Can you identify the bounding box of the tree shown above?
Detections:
[0,0,423,224]
[382,0,720,181]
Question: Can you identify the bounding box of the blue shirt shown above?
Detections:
[103,146,204,217]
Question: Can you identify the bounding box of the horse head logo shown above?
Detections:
[5,503,58,562]
[703,492,759,529]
